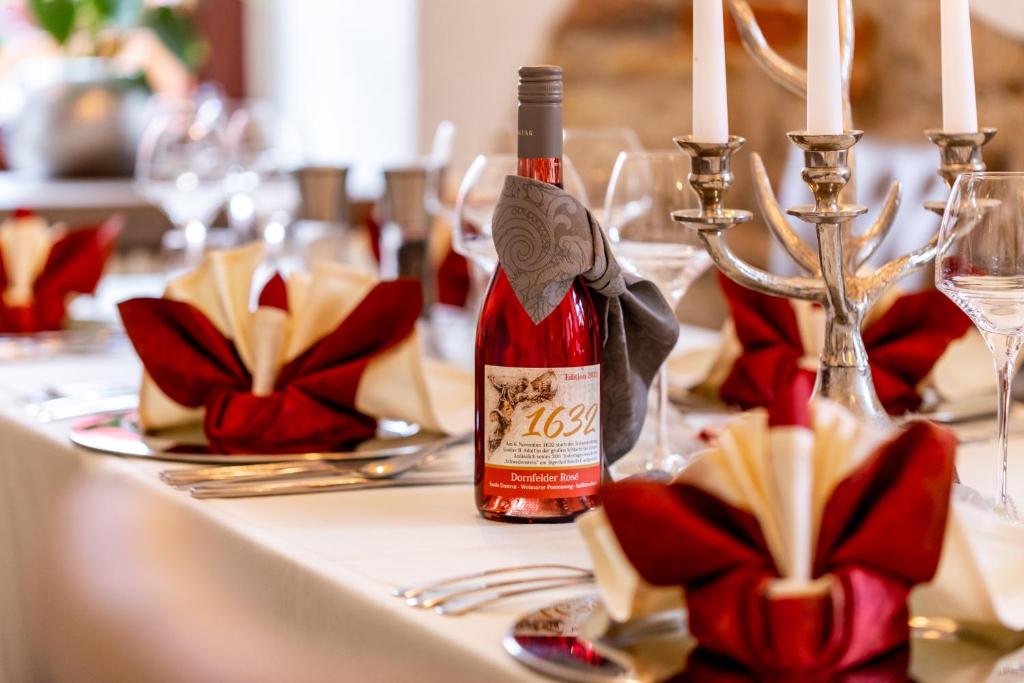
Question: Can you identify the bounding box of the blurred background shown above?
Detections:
[0,0,1022,326]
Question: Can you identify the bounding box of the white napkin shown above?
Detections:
[578,400,891,626]
[679,402,892,590]
[912,485,1024,632]
[0,215,56,307]
[576,508,684,624]
[139,244,472,436]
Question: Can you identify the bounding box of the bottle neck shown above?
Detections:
[517,157,562,187]
[517,99,562,187]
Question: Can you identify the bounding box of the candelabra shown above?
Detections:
[672,2,997,422]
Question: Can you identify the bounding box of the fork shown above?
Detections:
[394,563,595,615]
[432,576,595,616]
[392,563,593,600]
[409,573,596,609]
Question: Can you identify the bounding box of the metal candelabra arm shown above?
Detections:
[675,0,1002,421]
[671,136,826,304]
[725,0,854,127]
[672,126,997,422]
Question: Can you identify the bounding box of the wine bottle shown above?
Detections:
[474,65,603,523]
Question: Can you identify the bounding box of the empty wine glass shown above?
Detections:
[605,150,710,476]
[135,99,228,269]
[452,153,588,273]
[424,120,457,221]
[564,126,642,222]
[225,103,302,255]
[936,172,1024,520]
[454,154,589,272]
[452,154,512,273]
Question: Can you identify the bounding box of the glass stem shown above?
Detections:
[985,331,1021,515]
[183,219,207,267]
[648,364,669,472]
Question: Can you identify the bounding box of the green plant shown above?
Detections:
[27,0,205,70]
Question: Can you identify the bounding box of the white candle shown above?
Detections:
[692,0,729,143]
[806,0,844,134]
[940,0,979,133]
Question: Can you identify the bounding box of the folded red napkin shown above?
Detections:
[715,273,973,414]
[365,210,471,307]
[436,240,470,307]
[599,378,955,676]
[674,646,910,682]
[119,270,422,454]
[0,211,120,333]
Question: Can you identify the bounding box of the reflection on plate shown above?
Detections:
[504,595,691,682]
[505,597,1024,682]
[69,410,441,464]
[0,320,121,361]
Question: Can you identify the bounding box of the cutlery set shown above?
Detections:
[160,433,472,498]
[23,382,138,423]
[393,564,595,616]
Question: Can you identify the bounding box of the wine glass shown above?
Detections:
[604,150,710,476]
[936,172,1024,520]
[452,153,588,274]
[424,120,457,221]
[225,103,302,256]
[135,99,228,269]
[564,126,642,222]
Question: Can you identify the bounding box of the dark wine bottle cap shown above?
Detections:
[518,65,563,105]
[517,65,563,159]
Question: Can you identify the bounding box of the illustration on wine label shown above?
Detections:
[482,364,601,499]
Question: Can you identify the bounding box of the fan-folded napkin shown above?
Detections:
[0,210,120,332]
[678,273,983,415]
[119,244,470,453]
[913,485,1024,633]
[591,377,956,674]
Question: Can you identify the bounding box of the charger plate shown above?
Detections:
[505,596,1024,682]
[69,410,445,464]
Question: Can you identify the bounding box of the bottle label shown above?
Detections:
[517,104,562,158]
[482,364,601,499]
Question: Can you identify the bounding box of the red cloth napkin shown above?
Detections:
[119,277,422,454]
[718,273,973,414]
[600,382,956,677]
[365,211,384,265]
[0,213,120,333]
[673,646,910,682]
[436,241,470,307]
[365,211,471,307]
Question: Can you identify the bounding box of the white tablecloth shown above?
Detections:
[0,349,596,682]
[2,341,1021,682]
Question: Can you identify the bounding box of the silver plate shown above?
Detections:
[69,410,444,464]
[505,597,1024,682]
[0,320,121,361]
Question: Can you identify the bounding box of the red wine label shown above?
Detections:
[482,364,601,499]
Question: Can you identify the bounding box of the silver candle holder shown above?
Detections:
[924,128,998,212]
[668,1,1000,422]
[674,129,993,421]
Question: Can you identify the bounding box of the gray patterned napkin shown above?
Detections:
[492,175,681,463]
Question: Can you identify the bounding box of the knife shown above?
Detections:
[189,475,471,499]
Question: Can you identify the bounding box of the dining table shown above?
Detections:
[1,289,1021,683]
